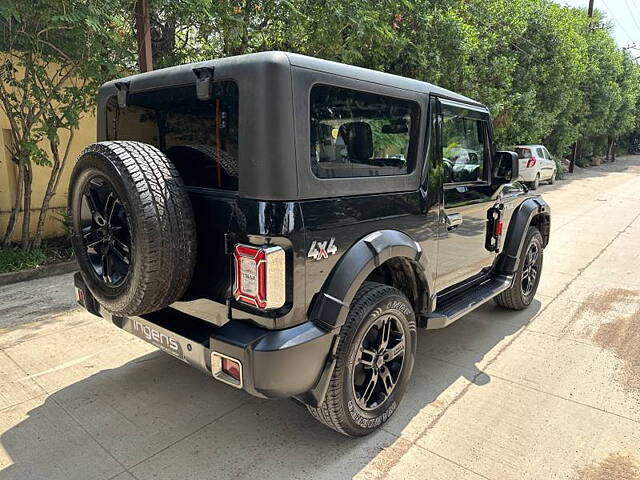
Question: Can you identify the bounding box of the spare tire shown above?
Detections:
[69,141,197,316]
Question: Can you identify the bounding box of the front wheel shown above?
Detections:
[307,282,417,436]
[494,226,544,310]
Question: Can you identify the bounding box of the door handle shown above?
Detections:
[445,213,463,230]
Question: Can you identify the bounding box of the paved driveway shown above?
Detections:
[1,156,640,480]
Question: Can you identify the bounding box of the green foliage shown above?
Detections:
[0,0,134,247]
[140,0,639,161]
[0,237,72,273]
[0,0,637,248]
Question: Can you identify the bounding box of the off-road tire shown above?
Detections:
[494,227,543,310]
[307,282,417,436]
[69,141,197,316]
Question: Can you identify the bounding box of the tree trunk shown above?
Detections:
[569,142,577,173]
[2,160,25,246]
[21,162,32,249]
[32,130,74,249]
[611,139,616,162]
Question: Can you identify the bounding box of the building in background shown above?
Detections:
[0,106,96,242]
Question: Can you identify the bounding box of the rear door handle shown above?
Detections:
[445,213,463,230]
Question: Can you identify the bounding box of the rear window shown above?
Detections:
[310,85,420,179]
[515,147,531,159]
[106,81,239,190]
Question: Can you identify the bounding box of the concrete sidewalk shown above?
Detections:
[1,156,640,480]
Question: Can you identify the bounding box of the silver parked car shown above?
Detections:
[514,144,557,189]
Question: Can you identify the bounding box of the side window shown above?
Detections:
[441,113,488,183]
[543,147,552,159]
[538,147,547,159]
[310,85,420,178]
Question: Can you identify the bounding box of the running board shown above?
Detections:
[425,275,513,329]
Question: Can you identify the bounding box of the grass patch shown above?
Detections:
[0,237,74,274]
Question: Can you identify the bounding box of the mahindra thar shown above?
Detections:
[70,51,550,436]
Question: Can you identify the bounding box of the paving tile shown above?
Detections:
[130,400,397,480]
[0,310,97,350]
[52,350,251,467]
[0,396,123,480]
[355,438,486,480]
[485,329,640,422]
[3,320,136,384]
[416,376,640,480]
[0,351,45,410]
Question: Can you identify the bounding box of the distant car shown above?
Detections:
[514,145,557,189]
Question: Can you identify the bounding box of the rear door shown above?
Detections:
[434,98,497,291]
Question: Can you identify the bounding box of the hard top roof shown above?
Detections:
[100,51,485,108]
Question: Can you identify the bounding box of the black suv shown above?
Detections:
[70,52,550,436]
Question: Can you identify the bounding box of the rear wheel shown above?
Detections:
[69,141,197,316]
[307,282,416,436]
[494,227,543,310]
[548,170,556,185]
[530,174,540,190]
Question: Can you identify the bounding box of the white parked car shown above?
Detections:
[514,144,557,189]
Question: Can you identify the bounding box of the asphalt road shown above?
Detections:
[1,156,640,480]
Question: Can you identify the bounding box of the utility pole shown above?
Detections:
[135,0,153,72]
[587,0,594,18]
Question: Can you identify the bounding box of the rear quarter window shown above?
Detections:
[310,85,420,179]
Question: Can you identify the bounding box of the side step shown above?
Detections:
[425,275,513,330]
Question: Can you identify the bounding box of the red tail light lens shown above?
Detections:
[495,220,504,236]
[222,357,241,381]
[233,244,285,309]
[526,157,537,168]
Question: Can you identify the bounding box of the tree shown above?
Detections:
[0,0,133,248]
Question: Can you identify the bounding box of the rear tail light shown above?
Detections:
[233,244,285,309]
[526,157,537,168]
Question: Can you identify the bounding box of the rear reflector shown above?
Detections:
[211,352,243,388]
[233,244,285,310]
[495,220,504,236]
[75,287,85,305]
[222,357,241,380]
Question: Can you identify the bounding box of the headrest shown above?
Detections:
[339,121,373,161]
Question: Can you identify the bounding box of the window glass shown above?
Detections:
[441,114,487,183]
[515,147,532,159]
[106,81,239,190]
[310,85,420,178]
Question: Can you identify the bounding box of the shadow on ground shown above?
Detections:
[0,299,541,480]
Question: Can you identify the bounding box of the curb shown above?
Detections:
[0,260,77,287]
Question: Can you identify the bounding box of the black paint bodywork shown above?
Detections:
[85,52,551,404]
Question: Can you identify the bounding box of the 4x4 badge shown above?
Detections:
[308,238,337,261]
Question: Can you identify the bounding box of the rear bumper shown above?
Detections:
[74,273,335,401]
[519,167,538,182]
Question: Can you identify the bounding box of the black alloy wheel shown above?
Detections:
[494,226,544,310]
[352,314,406,411]
[80,176,131,287]
[520,242,540,297]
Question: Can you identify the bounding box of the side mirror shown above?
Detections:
[492,151,520,184]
